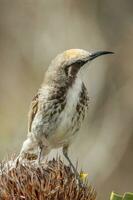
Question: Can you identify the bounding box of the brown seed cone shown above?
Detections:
[0,158,96,200]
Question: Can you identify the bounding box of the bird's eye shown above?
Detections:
[64,60,85,77]
[76,60,85,66]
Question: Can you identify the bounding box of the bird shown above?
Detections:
[18,49,113,182]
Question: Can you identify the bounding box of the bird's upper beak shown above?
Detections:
[88,51,114,61]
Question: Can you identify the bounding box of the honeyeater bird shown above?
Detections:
[18,49,113,181]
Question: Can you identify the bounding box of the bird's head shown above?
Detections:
[45,49,114,87]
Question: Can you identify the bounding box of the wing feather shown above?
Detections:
[28,94,39,132]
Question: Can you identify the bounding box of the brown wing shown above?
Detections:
[28,93,39,132]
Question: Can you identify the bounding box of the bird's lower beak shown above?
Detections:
[89,51,114,61]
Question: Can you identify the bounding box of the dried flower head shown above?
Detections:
[0,158,96,200]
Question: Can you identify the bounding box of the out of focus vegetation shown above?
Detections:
[0,0,133,199]
[110,192,133,200]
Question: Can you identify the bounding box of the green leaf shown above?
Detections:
[123,193,133,200]
[110,192,123,200]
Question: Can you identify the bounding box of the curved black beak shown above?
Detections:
[89,51,114,61]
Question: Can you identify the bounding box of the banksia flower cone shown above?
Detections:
[0,158,96,200]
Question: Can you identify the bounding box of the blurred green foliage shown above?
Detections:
[110,192,133,200]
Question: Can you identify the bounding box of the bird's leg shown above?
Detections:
[38,142,43,164]
[63,145,82,185]
[37,138,50,164]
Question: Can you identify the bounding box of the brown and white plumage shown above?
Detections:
[19,49,113,181]
[28,94,39,133]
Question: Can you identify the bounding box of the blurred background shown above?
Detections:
[0,0,133,199]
